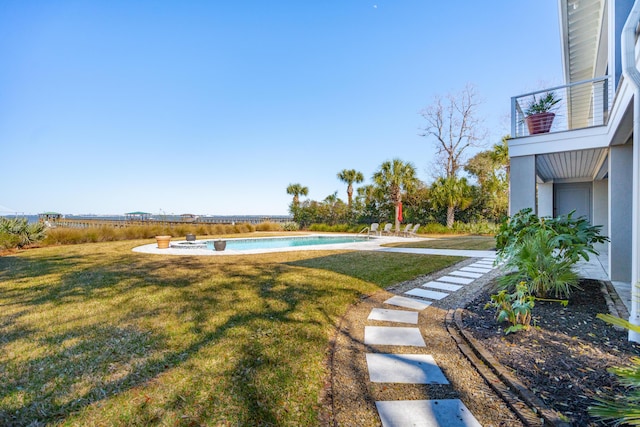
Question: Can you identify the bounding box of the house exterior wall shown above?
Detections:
[609,143,633,281]
[538,182,554,217]
[509,155,536,215]
[593,179,609,237]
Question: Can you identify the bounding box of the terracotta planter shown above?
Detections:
[525,112,555,134]
[213,240,226,251]
[155,235,172,249]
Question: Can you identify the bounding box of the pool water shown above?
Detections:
[205,235,370,251]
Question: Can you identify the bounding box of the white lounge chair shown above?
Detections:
[399,223,413,237]
[406,224,420,237]
[381,223,393,235]
[369,222,380,236]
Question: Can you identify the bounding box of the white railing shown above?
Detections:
[511,76,614,138]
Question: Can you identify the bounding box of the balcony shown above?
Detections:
[511,76,614,138]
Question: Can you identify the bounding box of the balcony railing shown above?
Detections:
[511,76,613,138]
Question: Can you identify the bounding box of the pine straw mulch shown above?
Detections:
[461,279,640,426]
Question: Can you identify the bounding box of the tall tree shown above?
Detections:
[337,169,364,208]
[372,159,419,233]
[419,84,487,178]
[430,176,473,228]
[286,183,309,210]
[465,136,509,221]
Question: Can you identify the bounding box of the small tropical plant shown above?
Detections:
[589,312,640,425]
[524,91,561,116]
[0,217,47,249]
[485,282,535,334]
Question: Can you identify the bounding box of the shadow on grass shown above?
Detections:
[0,252,358,425]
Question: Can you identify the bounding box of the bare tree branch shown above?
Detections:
[419,84,488,178]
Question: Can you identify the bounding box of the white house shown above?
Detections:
[508,0,640,340]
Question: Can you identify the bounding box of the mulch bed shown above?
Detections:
[462,279,640,426]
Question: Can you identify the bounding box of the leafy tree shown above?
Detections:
[337,169,364,208]
[372,159,419,233]
[465,136,509,221]
[419,84,487,179]
[286,183,309,209]
[429,176,473,228]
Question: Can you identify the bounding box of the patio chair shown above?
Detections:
[407,224,420,237]
[399,223,413,237]
[369,222,380,236]
[381,223,393,235]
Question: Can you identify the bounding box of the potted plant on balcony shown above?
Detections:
[524,91,561,135]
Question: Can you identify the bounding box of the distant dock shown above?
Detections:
[46,215,293,229]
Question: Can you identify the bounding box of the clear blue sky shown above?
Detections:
[1,1,562,216]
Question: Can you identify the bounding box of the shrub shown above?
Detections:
[589,312,640,425]
[485,282,535,334]
[255,222,282,232]
[496,208,606,298]
[0,232,20,250]
[499,228,580,298]
[0,218,47,248]
[281,222,300,231]
[496,208,608,263]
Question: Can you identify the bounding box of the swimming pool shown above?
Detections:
[204,235,370,251]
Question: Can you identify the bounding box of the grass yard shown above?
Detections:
[383,235,496,251]
[0,240,461,426]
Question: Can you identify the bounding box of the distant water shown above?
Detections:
[2,214,292,225]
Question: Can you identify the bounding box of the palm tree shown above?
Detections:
[337,169,364,208]
[372,159,418,233]
[430,176,473,228]
[286,183,309,209]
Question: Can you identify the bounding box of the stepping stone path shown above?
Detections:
[365,257,498,426]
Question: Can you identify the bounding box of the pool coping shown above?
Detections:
[132,234,427,256]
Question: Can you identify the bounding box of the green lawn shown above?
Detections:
[0,240,461,426]
[383,235,496,251]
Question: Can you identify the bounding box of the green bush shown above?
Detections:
[0,231,20,250]
[589,312,640,425]
[496,208,608,263]
[499,228,580,298]
[485,282,535,334]
[0,218,47,248]
[308,223,359,233]
[281,221,300,231]
[496,209,607,298]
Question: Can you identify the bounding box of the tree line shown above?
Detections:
[286,85,509,231]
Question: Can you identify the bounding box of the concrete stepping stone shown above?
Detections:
[436,275,474,285]
[366,353,449,384]
[364,326,426,347]
[449,270,482,279]
[469,262,494,269]
[473,261,494,267]
[376,399,481,427]
[460,266,491,274]
[422,281,462,292]
[368,308,419,324]
[385,295,432,310]
[406,288,449,300]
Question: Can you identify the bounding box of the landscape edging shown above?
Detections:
[450,308,572,427]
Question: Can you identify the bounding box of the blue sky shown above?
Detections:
[1,1,562,216]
